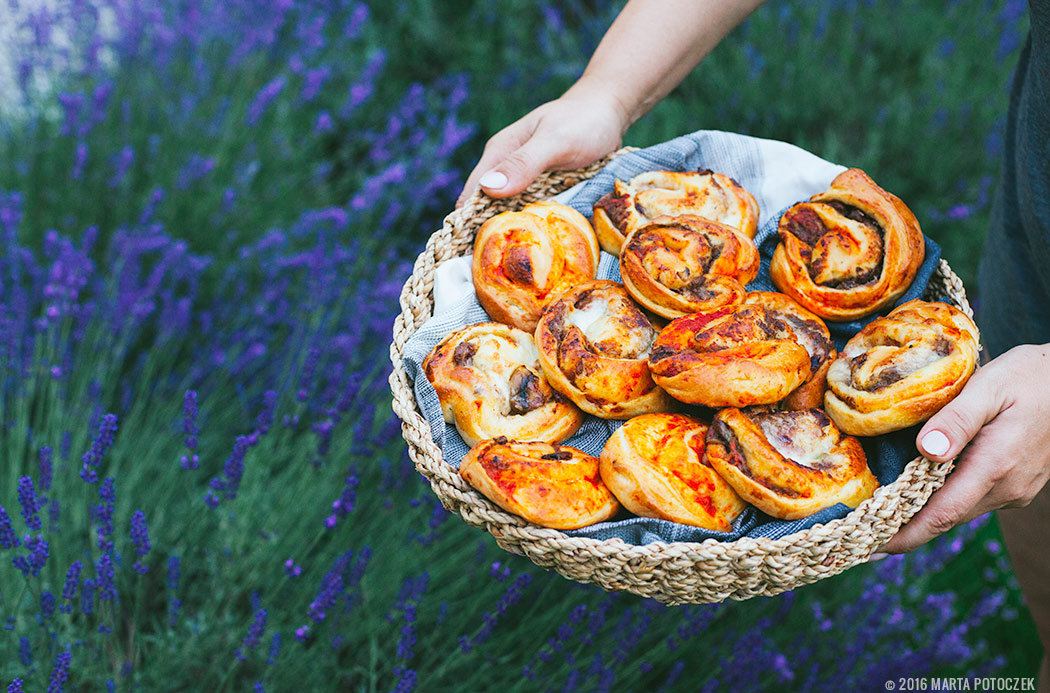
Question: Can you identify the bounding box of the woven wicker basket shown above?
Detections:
[388,149,974,605]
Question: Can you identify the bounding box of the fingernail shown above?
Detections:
[921,430,951,457]
[478,171,508,190]
[869,552,889,561]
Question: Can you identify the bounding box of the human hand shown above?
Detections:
[456,84,630,207]
[880,343,1050,553]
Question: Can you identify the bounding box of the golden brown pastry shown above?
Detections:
[705,407,879,520]
[472,200,600,332]
[824,299,979,436]
[534,280,676,419]
[592,169,759,255]
[619,215,759,320]
[460,437,620,529]
[742,292,836,410]
[599,413,746,531]
[770,168,925,321]
[647,303,812,408]
[423,323,584,447]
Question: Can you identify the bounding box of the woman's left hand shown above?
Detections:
[881,343,1050,553]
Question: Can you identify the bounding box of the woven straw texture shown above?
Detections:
[388,149,975,605]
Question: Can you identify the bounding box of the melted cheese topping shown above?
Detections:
[470,333,542,411]
[756,412,835,469]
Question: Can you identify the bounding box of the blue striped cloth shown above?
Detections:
[402,129,942,544]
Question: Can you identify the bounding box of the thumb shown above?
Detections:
[477,139,561,199]
[915,368,1003,462]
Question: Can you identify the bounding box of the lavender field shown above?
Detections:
[0,0,1040,690]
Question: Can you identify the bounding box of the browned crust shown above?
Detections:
[599,413,746,530]
[704,408,878,520]
[460,438,620,529]
[770,168,925,322]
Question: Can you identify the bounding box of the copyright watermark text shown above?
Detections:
[884,678,1035,691]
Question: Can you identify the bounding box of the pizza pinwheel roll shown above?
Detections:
[473,200,599,332]
[460,438,620,529]
[423,323,584,447]
[592,169,759,255]
[535,280,676,419]
[599,413,746,531]
[619,215,759,320]
[705,407,879,520]
[824,299,979,436]
[770,168,925,321]
[742,292,836,410]
[647,303,812,408]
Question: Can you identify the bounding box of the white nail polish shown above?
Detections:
[869,552,889,562]
[921,430,951,457]
[478,171,508,190]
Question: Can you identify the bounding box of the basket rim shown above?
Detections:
[387,145,973,601]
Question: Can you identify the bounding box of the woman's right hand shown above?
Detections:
[456,83,630,207]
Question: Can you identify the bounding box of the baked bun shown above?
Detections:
[535,280,676,419]
[472,200,600,332]
[599,413,746,531]
[770,168,925,321]
[647,303,812,407]
[705,407,878,520]
[460,438,620,529]
[592,169,759,255]
[824,299,979,436]
[742,292,836,410]
[423,323,584,447]
[619,215,759,320]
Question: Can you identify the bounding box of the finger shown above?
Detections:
[914,366,1005,463]
[880,453,996,553]
[458,141,520,207]
[473,135,567,200]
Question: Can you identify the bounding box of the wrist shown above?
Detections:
[561,77,634,136]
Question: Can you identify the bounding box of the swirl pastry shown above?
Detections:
[460,437,620,529]
[473,200,600,332]
[742,292,836,410]
[592,169,759,255]
[535,280,676,419]
[423,323,584,447]
[599,413,746,531]
[705,407,879,520]
[770,168,925,321]
[619,215,760,320]
[824,299,979,436]
[647,302,812,408]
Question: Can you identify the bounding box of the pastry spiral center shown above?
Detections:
[785,202,885,288]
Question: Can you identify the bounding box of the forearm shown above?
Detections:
[568,0,767,127]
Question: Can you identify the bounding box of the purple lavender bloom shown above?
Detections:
[237,608,268,660]
[8,679,23,693]
[81,413,118,484]
[256,390,277,435]
[344,3,368,39]
[17,477,41,531]
[109,145,135,187]
[294,625,310,643]
[46,648,71,693]
[81,578,96,615]
[176,155,216,190]
[182,390,200,452]
[40,590,56,620]
[284,559,302,578]
[0,508,18,548]
[13,534,49,576]
[130,510,151,573]
[246,76,287,125]
[60,561,82,614]
[315,111,334,133]
[393,667,416,693]
[39,446,53,491]
[168,556,181,627]
[397,604,418,659]
[300,66,331,102]
[96,478,116,551]
[267,633,281,666]
[18,637,31,667]
[96,553,117,601]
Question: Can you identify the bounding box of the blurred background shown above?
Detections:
[0,0,1038,690]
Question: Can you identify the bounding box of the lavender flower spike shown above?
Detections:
[130,510,151,574]
[46,648,72,693]
[81,413,118,483]
[17,477,41,531]
[0,508,18,549]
